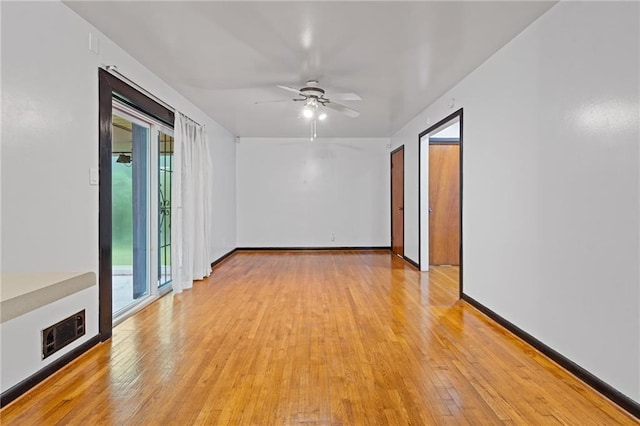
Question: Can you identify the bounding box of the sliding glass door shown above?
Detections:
[111,102,173,319]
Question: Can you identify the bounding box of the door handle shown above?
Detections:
[399,207,404,211]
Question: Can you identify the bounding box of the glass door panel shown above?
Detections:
[112,111,150,314]
[158,130,173,288]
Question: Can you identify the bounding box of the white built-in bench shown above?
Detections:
[1,272,95,323]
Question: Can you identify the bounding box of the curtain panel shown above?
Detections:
[171,113,214,293]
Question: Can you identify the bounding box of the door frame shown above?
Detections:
[418,108,463,297]
[390,145,405,258]
[98,69,174,340]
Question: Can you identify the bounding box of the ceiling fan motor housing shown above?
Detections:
[300,85,325,100]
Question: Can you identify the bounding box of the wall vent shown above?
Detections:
[42,310,85,359]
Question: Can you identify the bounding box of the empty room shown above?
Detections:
[1,1,639,424]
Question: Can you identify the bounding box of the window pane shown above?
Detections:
[158,130,173,287]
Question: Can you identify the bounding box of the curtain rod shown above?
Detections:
[103,65,202,127]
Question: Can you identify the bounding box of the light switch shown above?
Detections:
[90,168,99,186]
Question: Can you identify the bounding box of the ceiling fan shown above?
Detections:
[272,80,361,118]
[257,80,361,140]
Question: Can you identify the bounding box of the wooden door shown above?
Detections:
[391,148,404,256]
[429,144,460,265]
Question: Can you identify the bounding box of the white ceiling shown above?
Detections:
[65,1,555,138]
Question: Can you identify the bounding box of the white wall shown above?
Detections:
[392,1,640,402]
[209,122,237,260]
[237,138,389,248]
[1,1,236,392]
[430,121,460,139]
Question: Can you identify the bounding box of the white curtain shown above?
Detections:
[171,112,214,293]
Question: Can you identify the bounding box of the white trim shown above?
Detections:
[113,286,172,327]
[113,100,155,129]
[419,133,430,272]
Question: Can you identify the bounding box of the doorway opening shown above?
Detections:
[390,146,405,258]
[419,109,463,297]
[99,69,175,339]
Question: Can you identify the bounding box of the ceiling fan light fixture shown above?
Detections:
[116,153,132,164]
[272,82,361,137]
[302,106,315,119]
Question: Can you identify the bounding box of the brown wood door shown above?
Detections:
[429,144,460,265]
[391,148,404,256]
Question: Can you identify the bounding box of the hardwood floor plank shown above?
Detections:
[1,250,637,425]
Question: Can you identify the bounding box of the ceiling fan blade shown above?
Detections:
[330,92,362,101]
[324,101,360,118]
[254,99,290,104]
[277,85,303,96]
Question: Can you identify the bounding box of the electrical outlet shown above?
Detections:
[330,232,335,242]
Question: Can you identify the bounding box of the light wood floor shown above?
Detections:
[2,250,637,425]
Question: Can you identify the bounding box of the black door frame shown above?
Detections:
[418,108,463,298]
[98,69,174,340]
